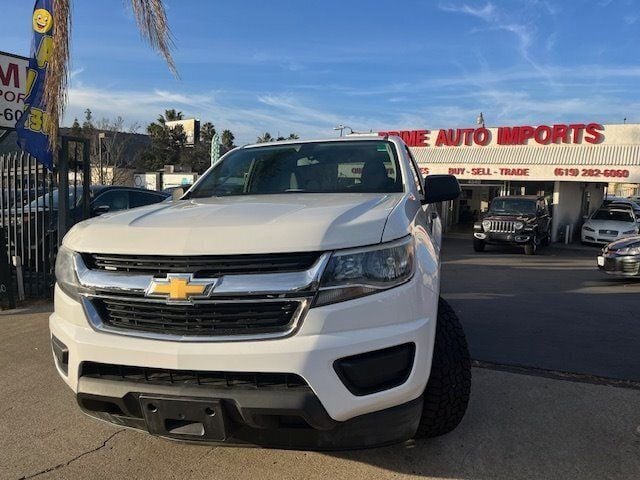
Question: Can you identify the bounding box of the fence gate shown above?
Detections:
[0,136,91,301]
[0,152,56,298]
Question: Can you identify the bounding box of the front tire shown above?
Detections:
[415,298,471,438]
[524,242,536,255]
[473,238,485,252]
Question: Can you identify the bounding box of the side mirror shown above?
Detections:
[92,205,110,216]
[423,174,461,204]
[172,187,185,201]
[583,215,589,221]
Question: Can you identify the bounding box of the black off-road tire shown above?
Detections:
[415,298,471,438]
[524,242,536,255]
[473,238,485,252]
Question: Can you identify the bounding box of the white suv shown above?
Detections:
[50,136,471,449]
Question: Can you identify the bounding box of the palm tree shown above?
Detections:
[45,0,176,153]
[276,133,299,141]
[256,132,274,143]
[157,109,184,124]
[221,129,235,151]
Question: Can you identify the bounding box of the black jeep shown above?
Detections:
[473,195,552,255]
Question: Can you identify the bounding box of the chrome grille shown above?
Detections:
[82,252,321,276]
[91,296,303,337]
[604,258,640,274]
[599,230,618,236]
[75,251,329,341]
[489,220,516,233]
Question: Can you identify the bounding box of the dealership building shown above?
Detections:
[379,123,640,241]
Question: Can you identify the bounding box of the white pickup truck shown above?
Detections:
[50,135,471,449]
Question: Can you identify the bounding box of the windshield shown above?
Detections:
[592,209,635,222]
[489,198,536,215]
[29,188,84,210]
[189,140,403,198]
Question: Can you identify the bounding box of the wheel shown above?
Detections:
[473,238,485,252]
[524,242,536,255]
[415,297,471,438]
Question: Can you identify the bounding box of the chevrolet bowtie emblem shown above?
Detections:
[146,274,218,303]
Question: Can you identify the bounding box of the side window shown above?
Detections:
[405,147,424,195]
[129,190,165,208]
[92,190,130,212]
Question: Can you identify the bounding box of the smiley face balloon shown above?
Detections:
[33,8,53,34]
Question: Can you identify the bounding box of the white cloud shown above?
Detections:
[64,85,386,143]
[439,2,496,21]
[439,1,551,79]
[69,67,85,80]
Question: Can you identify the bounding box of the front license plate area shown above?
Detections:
[140,395,227,441]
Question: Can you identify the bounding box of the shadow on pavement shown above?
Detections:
[331,368,640,480]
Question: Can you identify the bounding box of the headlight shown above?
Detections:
[315,236,414,306]
[583,226,595,232]
[623,229,637,235]
[55,246,92,301]
[616,245,640,255]
[482,220,491,231]
[514,221,524,230]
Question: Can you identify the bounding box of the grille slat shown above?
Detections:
[80,362,309,389]
[83,252,321,276]
[94,298,300,336]
[489,220,516,233]
[103,305,291,321]
[604,258,640,274]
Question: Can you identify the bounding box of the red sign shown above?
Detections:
[418,164,637,182]
[379,123,604,147]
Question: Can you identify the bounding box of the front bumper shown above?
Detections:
[50,274,437,448]
[474,231,532,244]
[598,254,640,276]
[73,375,422,450]
[581,230,629,245]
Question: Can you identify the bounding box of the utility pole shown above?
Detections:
[98,132,106,184]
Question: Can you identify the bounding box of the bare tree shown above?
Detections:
[93,117,140,185]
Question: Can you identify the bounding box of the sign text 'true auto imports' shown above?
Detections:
[378,123,604,147]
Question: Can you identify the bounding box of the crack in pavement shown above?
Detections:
[472,360,640,390]
[17,429,126,480]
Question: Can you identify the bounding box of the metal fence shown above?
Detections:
[0,136,90,300]
[0,151,56,298]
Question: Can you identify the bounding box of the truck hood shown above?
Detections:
[64,193,408,255]
[481,213,535,222]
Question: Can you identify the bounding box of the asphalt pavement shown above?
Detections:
[2,308,640,480]
[441,237,640,382]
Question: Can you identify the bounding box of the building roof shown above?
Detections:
[410,144,640,167]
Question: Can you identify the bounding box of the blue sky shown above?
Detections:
[2,0,640,143]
